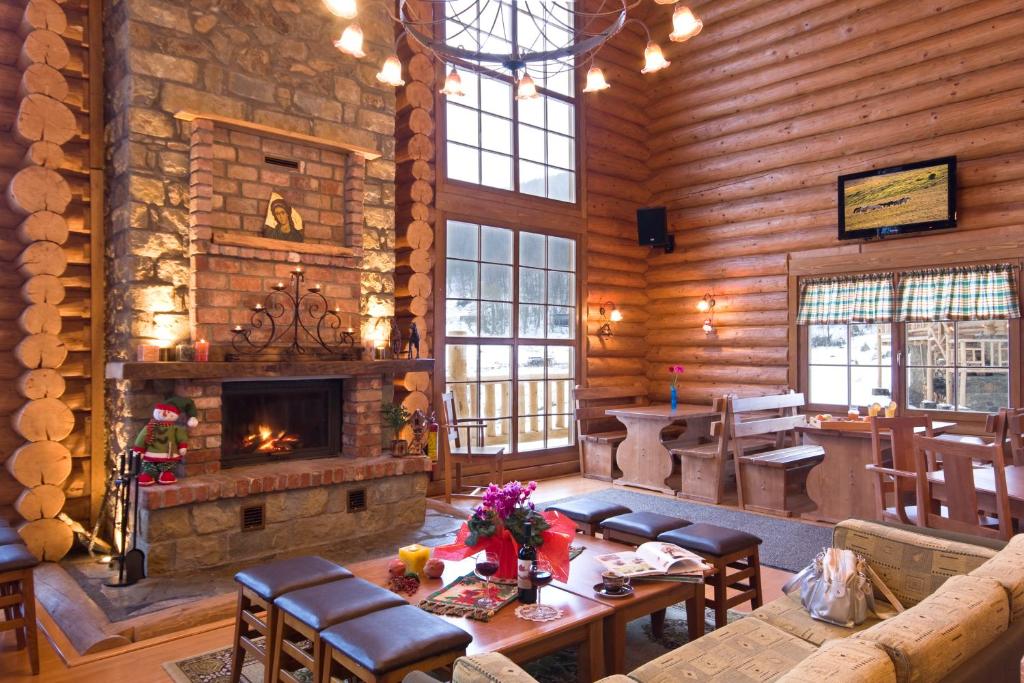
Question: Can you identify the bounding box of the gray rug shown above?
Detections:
[544,489,831,573]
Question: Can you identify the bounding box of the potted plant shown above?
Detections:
[381,402,411,455]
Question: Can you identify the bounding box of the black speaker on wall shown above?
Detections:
[636,206,674,253]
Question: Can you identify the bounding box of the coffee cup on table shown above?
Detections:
[601,571,629,593]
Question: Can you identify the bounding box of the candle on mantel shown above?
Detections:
[254,303,263,311]
[136,343,159,362]
[312,283,322,292]
[398,543,431,577]
[194,338,210,362]
[274,282,285,290]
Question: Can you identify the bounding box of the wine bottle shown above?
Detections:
[517,521,537,604]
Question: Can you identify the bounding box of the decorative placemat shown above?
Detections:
[419,572,518,621]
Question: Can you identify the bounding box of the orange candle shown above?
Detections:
[398,543,431,577]
[194,339,210,362]
[137,343,159,362]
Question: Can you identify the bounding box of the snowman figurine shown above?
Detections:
[132,396,198,487]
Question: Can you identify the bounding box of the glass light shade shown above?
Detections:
[324,0,357,19]
[696,299,710,312]
[515,73,539,100]
[609,307,623,322]
[582,66,610,93]
[669,6,703,42]
[375,55,405,86]
[334,24,365,58]
[439,66,465,97]
[641,42,671,74]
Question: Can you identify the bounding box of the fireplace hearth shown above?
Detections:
[222,379,342,466]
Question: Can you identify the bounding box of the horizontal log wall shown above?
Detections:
[644,0,1024,404]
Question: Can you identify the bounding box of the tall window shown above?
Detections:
[905,321,1009,412]
[445,220,577,453]
[443,1,577,202]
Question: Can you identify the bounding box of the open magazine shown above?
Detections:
[595,542,711,579]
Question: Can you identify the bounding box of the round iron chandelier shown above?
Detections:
[326,0,703,97]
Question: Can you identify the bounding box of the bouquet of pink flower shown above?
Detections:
[669,365,685,388]
[432,481,575,581]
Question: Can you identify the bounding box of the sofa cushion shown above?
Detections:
[854,574,1008,683]
[628,616,816,683]
[833,519,997,607]
[776,638,897,683]
[969,533,1024,621]
[452,653,539,683]
[750,594,881,646]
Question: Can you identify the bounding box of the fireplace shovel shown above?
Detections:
[105,450,146,587]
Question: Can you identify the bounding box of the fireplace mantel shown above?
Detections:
[105,358,434,381]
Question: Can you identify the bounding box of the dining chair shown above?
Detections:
[439,391,506,504]
[912,433,1014,541]
[987,407,1024,467]
[867,416,935,524]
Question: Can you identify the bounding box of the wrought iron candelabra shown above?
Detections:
[229,267,359,360]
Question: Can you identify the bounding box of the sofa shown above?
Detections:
[447,519,1024,683]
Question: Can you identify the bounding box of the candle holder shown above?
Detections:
[228,270,360,360]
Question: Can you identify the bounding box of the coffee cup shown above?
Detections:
[601,571,629,593]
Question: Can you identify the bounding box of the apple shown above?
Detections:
[423,558,445,579]
[387,558,407,577]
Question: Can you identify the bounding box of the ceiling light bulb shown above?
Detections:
[439,66,465,97]
[641,42,671,74]
[375,54,405,87]
[609,307,623,322]
[515,73,539,100]
[669,6,703,42]
[334,24,365,58]
[582,66,610,93]
[324,0,358,19]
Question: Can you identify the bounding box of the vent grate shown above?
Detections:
[241,505,265,531]
[347,488,367,513]
[264,155,300,170]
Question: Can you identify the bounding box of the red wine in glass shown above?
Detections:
[475,551,500,609]
[529,567,553,587]
[476,560,499,577]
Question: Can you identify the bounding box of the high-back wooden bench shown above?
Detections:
[573,383,647,481]
[712,392,824,517]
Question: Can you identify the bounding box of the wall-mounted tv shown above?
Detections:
[838,156,957,241]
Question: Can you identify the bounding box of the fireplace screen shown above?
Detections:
[222,380,342,466]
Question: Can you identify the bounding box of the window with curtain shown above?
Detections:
[798,264,1019,414]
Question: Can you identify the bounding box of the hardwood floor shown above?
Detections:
[0,474,796,681]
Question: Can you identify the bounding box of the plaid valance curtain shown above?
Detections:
[796,273,894,325]
[897,264,1020,321]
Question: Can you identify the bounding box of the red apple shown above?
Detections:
[387,558,407,577]
[423,558,445,579]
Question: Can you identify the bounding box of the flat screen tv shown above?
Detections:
[838,156,957,241]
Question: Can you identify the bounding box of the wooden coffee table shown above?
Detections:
[347,554,613,681]
[552,536,706,674]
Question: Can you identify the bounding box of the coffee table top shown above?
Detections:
[553,536,702,606]
[347,553,613,656]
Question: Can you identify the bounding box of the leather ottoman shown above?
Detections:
[600,511,691,546]
[544,500,632,536]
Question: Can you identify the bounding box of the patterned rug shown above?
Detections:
[163,605,741,683]
[543,488,831,573]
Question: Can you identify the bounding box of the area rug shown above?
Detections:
[163,606,741,683]
[544,488,831,573]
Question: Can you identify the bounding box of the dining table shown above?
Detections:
[926,463,1024,522]
[605,403,720,495]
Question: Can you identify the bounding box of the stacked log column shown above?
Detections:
[3,0,75,560]
[393,34,435,422]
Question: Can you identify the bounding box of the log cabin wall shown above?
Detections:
[0,0,102,560]
[644,0,1024,404]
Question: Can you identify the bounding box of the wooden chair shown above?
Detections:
[440,391,506,504]
[867,416,935,524]
[988,407,1024,467]
[913,433,1014,541]
[714,392,824,517]
[573,383,647,481]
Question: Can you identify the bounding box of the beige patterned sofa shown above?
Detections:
[448,520,1024,683]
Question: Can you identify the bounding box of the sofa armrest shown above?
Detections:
[452,653,539,683]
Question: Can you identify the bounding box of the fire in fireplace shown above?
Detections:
[222,379,342,466]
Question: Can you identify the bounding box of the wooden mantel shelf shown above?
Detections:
[105,358,434,381]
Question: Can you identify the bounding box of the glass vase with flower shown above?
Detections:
[669,365,685,410]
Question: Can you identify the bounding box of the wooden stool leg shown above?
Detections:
[22,571,38,676]
[455,462,463,493]
[750,547,764,609]
[229,589,248,683]
[267,611,287,683]
[713,562,728,629]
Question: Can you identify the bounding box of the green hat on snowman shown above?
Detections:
[159,396,199,428]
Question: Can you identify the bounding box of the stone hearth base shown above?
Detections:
[137,456,431,575]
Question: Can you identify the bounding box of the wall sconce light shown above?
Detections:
[597,301,622,338]
[697,293,716,335]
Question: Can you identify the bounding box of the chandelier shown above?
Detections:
[326,0,703,97]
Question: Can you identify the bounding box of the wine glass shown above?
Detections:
[474,550,500,609]
[526,558,558,620]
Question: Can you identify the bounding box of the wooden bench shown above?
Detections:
[573,383,646,481]
[712,393,824,517]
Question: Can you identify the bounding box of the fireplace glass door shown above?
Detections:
[222,380,342,466]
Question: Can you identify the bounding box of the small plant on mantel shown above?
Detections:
[381,402,411,456]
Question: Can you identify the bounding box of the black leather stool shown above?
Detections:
[230,556,352,683]
[659,523,763,628]
[320,604,472,683]
[544,500,631,536]
[269,577,406,683]
[0,542,40,675]
[600,511,691,545]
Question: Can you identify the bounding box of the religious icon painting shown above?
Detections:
[263,192,304,242]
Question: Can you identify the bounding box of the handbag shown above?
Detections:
[782,547,904,627]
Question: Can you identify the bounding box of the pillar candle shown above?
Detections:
[194,339,210,362]
[398,543,431,577]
